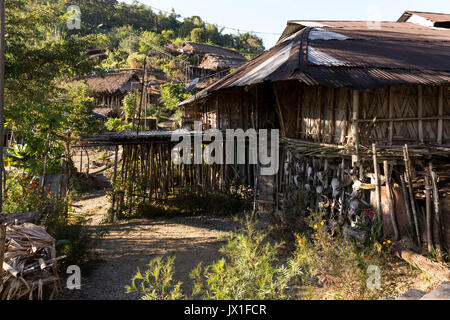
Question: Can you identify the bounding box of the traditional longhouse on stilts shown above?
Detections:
[178,12,450,251]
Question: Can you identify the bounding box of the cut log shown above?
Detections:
[396,249,450,282]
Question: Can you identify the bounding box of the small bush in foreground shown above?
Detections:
[293,213,397,300]
[190,214,302,300]
[126,256,185,300]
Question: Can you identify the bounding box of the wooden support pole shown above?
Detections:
[110,145,119,222]
[437,86,443,145]
[400,174,414,233]
[340,88,348,145]
[403,144,421,246]
[384,160,399,240]
[351,90,360,165]
[418,86,424,144]
[372,144,383,227]
[429,164,442,259]
[425,174,433,253]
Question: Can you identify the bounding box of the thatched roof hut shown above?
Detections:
[199,53,247,71]
[181,41,245,60]
[84,71,140,96]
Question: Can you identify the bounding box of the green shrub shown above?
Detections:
[105,118,135,131]
[190,214,302,300]
[292,212,396,300]
[45,214,107,274]
[126,256,185,300]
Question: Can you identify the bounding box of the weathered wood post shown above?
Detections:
[110,145,119,222]
[429,165,442,259]
[384,160,399,241]
[372,144,383,229]
[351,90,360,167]
[425,174,433,253]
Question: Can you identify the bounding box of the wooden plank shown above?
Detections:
[384,160,399,240]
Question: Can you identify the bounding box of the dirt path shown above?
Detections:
[60,180,240,300]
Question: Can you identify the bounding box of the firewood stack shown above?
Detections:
[0,222,64,300]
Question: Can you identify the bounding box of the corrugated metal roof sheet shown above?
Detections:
[180,20,450,106]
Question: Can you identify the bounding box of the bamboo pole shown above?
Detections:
[384,160,399,240]
[110,145,119,222]
[429,165,442,258]
[424,174,433,253]
[403,145,421,246]
[400,174,414,233]
[372,144,383,227]
[351,90,360,165]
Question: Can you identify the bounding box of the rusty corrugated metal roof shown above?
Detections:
[180,20,450,106]
[398,11,450,24]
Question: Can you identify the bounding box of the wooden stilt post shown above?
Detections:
[429,164,442,259]
[425,174,433,253]
[110,145,119,222]
[372,144,383,228]
[400,174,414,233]
[403,144,421,246]
[384,160,399,241]
[351,90,360,166]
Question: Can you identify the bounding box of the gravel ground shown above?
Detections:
[60,188,242,300]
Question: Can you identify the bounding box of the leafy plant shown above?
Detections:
[126,256,185,300]
[190,214,302,300]
[105,118,135,131]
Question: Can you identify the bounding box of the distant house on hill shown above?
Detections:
[83,71,140,117]
[180,41,247,80]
